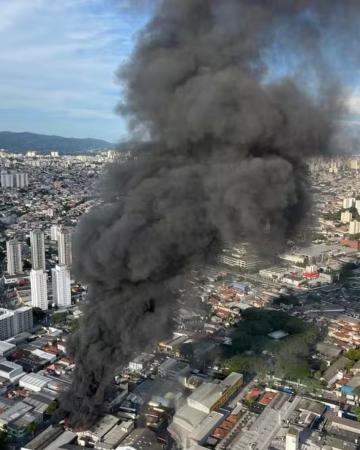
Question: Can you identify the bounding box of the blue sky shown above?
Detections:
[0,0,154,142]
[1,1,359,143]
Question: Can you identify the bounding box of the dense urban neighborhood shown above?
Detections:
[1,150,360,450]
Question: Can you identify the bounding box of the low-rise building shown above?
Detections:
[20,373,49,392]
[0,358,24,382]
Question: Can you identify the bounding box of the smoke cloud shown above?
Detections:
[61,0,360,427]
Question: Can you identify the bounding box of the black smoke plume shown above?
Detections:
[61,0,360,428]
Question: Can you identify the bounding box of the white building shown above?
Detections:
[50,224,59,241]
[15,172,29,188]
[0,170,14,188]
[285,428,299,450]
[219,246,261,271]
[341,210,353,224]
[0,342,16,357]
[0,171,28,188]
[19,373,49,392]
[52,265,71,308]
[349,220,360,235]
[0,359,23,382]
[30,269,48,310]
[30,230,46,270]
[169,372,243,449]
[343,197,355,209]
[6,239,22,275]
[128,353,154,372]
[58,228,72,266]
[350,159,360,171]
[356,199,360,215]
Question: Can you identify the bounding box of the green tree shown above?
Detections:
[45,400,59,416]
[354,406,360,422]
[52,312,67,325]
[26,421,38,437]
[346,348,360,362]
[69,318,80,333]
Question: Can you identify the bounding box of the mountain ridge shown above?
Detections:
[0,131,114,154]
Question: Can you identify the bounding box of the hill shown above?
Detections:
[0,131,114,155]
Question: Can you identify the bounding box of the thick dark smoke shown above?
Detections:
[61,0,360,427]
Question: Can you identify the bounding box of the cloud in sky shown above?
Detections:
[0,0,359,143]
[0,0,153,141]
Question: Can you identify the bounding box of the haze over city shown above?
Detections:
[2,2,360,450]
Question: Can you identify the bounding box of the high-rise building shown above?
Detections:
[350,159,360,171]
[14,307,33,334]
[341,210,353,224]
[356,199,360,215]
[58,228,72,267]
[1,170,14,188]
[0,171,28,188]
[30,230,46,270]
[349,220,360,235]
[30,269,48,310]
[0,307,33,340]
[6,239,23,275]
[15,172,29,188]
[52,265,71,308]
[0,310,15,340]
[343,197,355,209]
[50,224,59,241]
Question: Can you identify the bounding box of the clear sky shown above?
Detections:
[0,0,154,143]
[1,0,359,144]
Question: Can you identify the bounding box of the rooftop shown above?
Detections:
[22,425,64,450]
[188,372,242,411]
[85,414,119,440]
[0,341,16,355]
[20,373,49,389]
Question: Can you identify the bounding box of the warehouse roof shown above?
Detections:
[189,411,224,442]
[0,341,16,356]
[43,430,76,450]
[22,425,64,449]
[87,414,119,440]
[0,359,22,377]
[20,373,49,390]
[188,372,242,411]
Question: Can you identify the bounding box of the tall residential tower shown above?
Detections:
[30,230,46,270]
[6,239,23,275]
[52,265,71,308]
[30,269,48,310]
[58,228,72,267]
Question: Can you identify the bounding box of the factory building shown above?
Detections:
[168,372,243,449]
